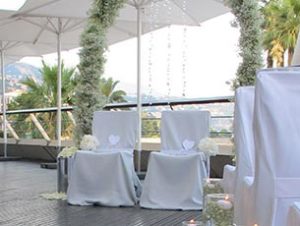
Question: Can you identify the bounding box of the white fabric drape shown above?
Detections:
[287,202,300,226]
[222,87,255,200]
[241,70,300,226]
[232,87,255,225]
[67,111,141,206]
[92,111,138,150]
[67,151,141,206]
[140,111,210,210]
[160,110,210,151]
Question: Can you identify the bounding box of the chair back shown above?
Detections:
[233,86,255,224]
[234,86,255,180]
[253,69,300,226]
[160,110,210,151]
[92,111,138,149]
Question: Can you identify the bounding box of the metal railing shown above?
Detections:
[0,96,234,142]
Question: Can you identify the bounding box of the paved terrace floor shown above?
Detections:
[0,161,202,226]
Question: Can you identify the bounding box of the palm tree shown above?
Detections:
[262,0,300,66]
[100,77,127,104]
[9,61,77,139]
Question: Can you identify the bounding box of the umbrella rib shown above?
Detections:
[62,19,86,33]
[113,25,137,37]
[62,19,72,31]
[13,0,62,17]
[5,42,22,50]
[127,0,152,8]
[47,18,59,34]
[0,41,15,51]
[33,21,50,44]
[21,17,56,34]
[171,0,200,26]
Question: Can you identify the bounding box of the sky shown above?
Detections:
[21,12,240,99]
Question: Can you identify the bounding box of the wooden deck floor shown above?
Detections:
[0,161,202,226]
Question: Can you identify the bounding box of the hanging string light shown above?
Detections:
[147,1,158,103]
[181,0,188,97]
[165,0,172,98]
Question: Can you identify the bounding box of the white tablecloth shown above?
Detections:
[140,152,206,210]
[67,150,141,206]
[287,202,300,226]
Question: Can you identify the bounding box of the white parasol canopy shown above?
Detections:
[0,0,230,169]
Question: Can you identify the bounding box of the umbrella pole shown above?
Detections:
[136,5,142,174]
[56,19,63,192]
[57,18,62,153]
[0,42,7,158]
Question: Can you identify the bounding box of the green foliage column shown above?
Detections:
[74,0,125,144]
[227,0,263,88]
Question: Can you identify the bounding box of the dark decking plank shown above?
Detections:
[0,161,202,226]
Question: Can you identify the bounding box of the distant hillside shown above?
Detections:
[2,63,41,93]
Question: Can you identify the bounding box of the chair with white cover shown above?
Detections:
[67,111,141,206]
[240,69,300,226]
[140,110,210,210]
[223,86,255,225]
[222,87,255,195]
[287,202,300,226]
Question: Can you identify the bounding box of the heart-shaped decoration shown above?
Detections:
[182,139,195,150]
[108,134,120,146]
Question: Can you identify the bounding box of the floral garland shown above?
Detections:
[203,179,224,196]
[226,0,263,89]
[74,0,126,145]
[203,194,234,226]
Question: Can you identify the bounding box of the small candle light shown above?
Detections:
[216,194,233,210]
[182,219,203,226]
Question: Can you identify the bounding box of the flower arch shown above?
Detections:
[74,0,126,144]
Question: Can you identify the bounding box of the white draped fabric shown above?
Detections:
[287,202,300,226]
[92,111,138,150]
[241,70,300,226]
[222,164,236,193]
[67,151,140,206]
[67,111,141,206]
[160,110,210,152]
[222,87,255,198]
[232,87,255,225]
[140,111,209,210]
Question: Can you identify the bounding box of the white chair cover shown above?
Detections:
[242,70,300,226]
[232,87,255,225]
[67,111,141,206]
[67,151,140,206]
[222,164,236,193]
[92,111,138,150]
[161,110,210,152]
[140,110,210,210]
[287,202,300,226]
[222,87,255,198]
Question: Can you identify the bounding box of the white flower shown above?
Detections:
[80,135,99,150]
[58,146,77,158]
[198,137,219,156]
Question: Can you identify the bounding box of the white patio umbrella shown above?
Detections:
[0,40,65,159]
[0,0,229,169]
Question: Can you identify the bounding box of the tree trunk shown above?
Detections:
[288,48,294,66]
[277,52,284,67]
[267,51,273,68]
